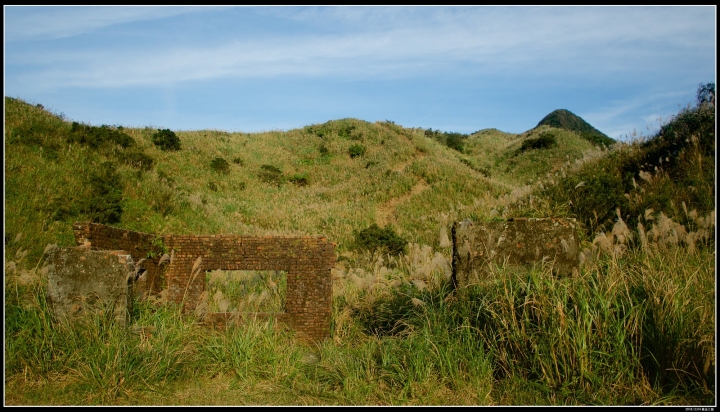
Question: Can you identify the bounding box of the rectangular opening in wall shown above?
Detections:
[205,270,287,313]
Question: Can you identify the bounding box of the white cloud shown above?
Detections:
[6,6,715,91]
[4,6,219,41]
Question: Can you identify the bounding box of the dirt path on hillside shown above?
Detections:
[376,151,428,227]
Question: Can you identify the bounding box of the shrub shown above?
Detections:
[69,122,135,149]
[319,144,329,155]
[519,132,557,153]
[348,144,366,158]
[353,223,407,259]
[151,129,181,151]
[210,157,230,174]
[258,164,284,186]
[232,157,244,165]
[79,161,124,224]
[445,133,465,152]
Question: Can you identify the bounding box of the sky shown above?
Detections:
[3,6,716,141]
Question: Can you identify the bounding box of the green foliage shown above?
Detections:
[348,144,367,158]
[543,158,627,233]
[8,118,66,155]
[288,173,309,187]
[151,129,181,151]
[210,157,230,174]
[519,132,558,153]
[68,122,135,149]
[425,128,467,152]
[318,144,329,155]
[445,133,465,153]
[258,164,284,186]
[119,147,155,171]
[537,109,615,147]
[353,223,407,258]
[338,124,356,139]
[80,161,124,224]
[232,157,244,166]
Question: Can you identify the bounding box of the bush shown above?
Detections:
[445,133,465,152]
[210,157,230,174]
[79,161,124,224]
[353,223,407,259]
[258,164,284,186]
[151,129,181,151]
[232,157,244,165]
[519,132,557,153]
[348,144,366,158]
[69,123,135,149]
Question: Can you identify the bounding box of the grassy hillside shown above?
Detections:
[4,97,602,265]
[4,87,715,406]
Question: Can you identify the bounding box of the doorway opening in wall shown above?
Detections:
[204,270,287,313]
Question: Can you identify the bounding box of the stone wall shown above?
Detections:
[73,222,164,296]
[452,218,580,288]
[73,222,335,342]
[45,247,134,326]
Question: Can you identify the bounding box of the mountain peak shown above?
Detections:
[537,109,615,147]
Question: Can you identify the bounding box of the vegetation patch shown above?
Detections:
[151,129,181,151]
[425,128,467,152]
[352,223,407,258]
[348,144,367,158]
[288,173,309,187]
[258,164,284,186]
[518,132,558,153]
[68,122,135,149]
[119,147,155,171]
[80,161,124,224]
[210,157,230,174]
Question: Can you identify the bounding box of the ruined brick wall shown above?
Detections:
[73,222,335,342]
[73,223,164,294]
[452,218,580,288]
[163,234,335,341]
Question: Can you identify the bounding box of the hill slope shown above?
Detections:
[537,109,615,147]
[3,97,615,266]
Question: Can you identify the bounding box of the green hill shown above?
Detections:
[536,109,615,147]
[4,97,614,266]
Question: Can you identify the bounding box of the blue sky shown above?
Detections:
[3,6,716,140]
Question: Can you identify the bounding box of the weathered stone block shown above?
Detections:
[45,247,134,326]
[452,218,580,288]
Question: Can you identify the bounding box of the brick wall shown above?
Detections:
[73,222,335,342]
